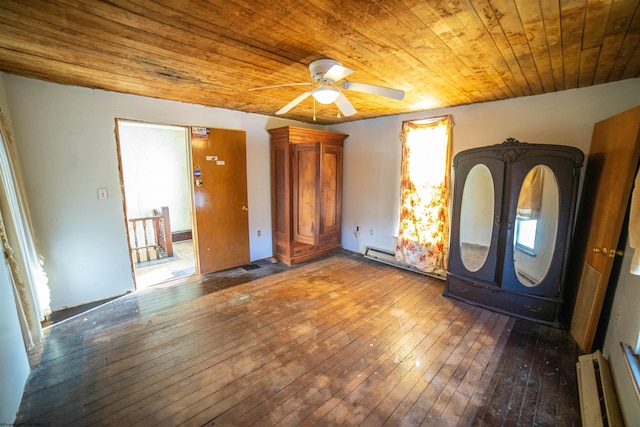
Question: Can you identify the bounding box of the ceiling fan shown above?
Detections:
[249,59,405,117]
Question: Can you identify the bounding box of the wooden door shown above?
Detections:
[570,106,640,352]
[191,127,250,273]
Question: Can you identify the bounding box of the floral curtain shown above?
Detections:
[395,116,452,274]
[0,108,50,350]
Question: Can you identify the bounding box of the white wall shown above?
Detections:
[2,73,321,310]
[333,79,640,255]
[0,74,30,425]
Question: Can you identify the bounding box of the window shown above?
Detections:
[515,217,537,254]
[395,115,452,274]
[515,165,546,256]
[621,341,640,401]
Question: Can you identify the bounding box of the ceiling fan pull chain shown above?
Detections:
[313,97,317,121]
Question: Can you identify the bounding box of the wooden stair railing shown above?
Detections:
[128,206,174,263]
[153,206,174,258]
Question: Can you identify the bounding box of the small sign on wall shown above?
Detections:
[191,127,209,138]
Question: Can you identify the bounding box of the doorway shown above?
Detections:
[116,120,196,289]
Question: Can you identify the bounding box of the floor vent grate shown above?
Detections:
[240,263,261,271]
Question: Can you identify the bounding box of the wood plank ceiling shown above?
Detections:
[0,0,638,125]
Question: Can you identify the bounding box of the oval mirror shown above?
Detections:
[513,165,559,287]
[460,164,494,272]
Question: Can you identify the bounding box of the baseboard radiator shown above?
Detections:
[363,246,446,280]
[576,350,624,427]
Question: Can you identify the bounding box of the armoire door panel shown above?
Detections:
[292,143,320,245]
[501,155,578,297]
[448,155,505,284]
[320,144,342,235]
[273,147,289,235]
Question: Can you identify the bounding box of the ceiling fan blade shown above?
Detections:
[335,92,357,117]
[276,90,313,115]
[249,82,313,91]
[323,64,355,82]
[340,81,405,100]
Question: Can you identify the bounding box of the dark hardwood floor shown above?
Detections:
[17,251,580,426]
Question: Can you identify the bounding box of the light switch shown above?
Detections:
[98,188,108,199]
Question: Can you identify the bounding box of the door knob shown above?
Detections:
[608,250,624,258]
[593,247,624,257]
[242,206,248,211]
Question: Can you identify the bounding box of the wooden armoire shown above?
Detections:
[269,126,348,265]
[445,139,584,327]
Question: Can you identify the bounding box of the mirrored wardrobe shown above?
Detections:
[445,138,584,327]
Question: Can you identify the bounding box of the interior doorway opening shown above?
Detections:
[116,120,196,289]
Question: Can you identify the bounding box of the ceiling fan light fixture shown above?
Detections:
[312,87,340,104]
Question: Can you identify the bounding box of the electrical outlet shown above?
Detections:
[370,227,375,235]
[615,312,620,326]
[257,230,261,237]
[98,188,108,200]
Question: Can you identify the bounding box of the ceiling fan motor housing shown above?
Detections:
[272,58,401,116]
[309,59,341,81]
